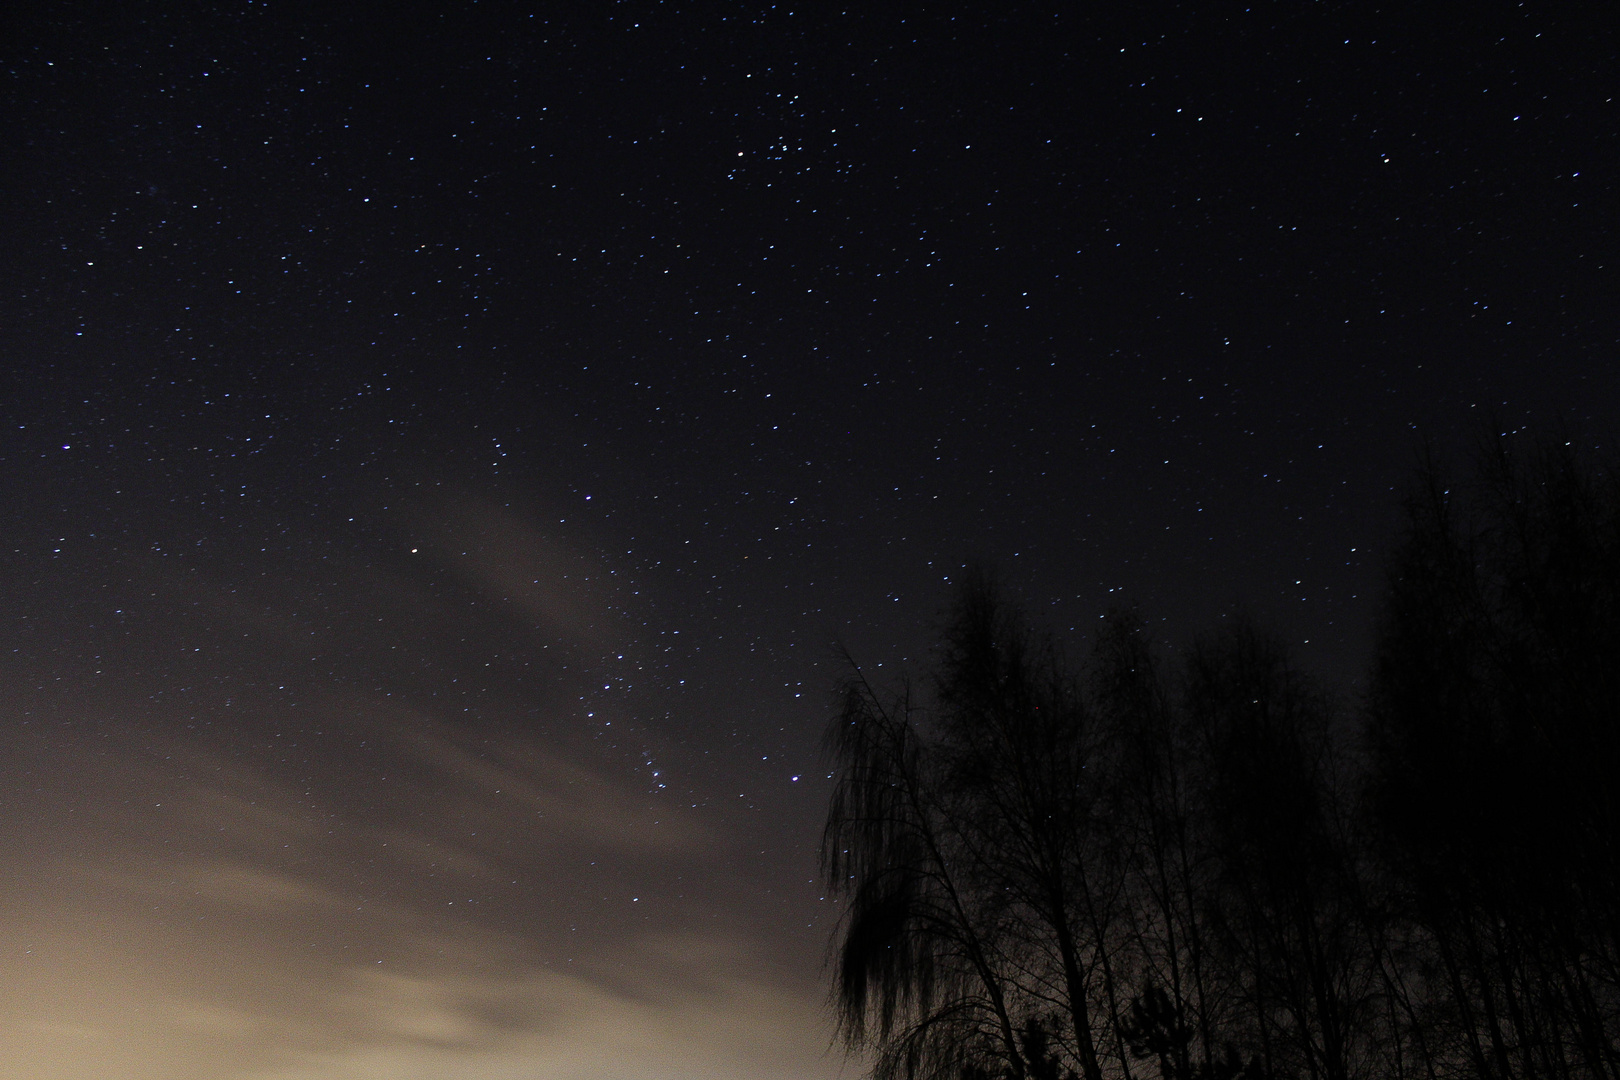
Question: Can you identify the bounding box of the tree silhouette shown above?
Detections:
[825,435,1620,1080]
[1366,437,1620,1080]
[824,570,1113,1080]
[823,659,1028,1080]
[1094,616,1224,1080]
[1185,624,1375,1080]
[933,569,1121,1080]
[1120,983,1196,1080]
[824,579,1343,1080]
[1021,1017,1083,1080]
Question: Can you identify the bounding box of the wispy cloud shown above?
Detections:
[0,479,839,1080]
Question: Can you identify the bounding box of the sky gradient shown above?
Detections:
[2,3,1615,1077]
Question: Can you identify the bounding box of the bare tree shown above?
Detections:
[1186,624,1376,1080]
[1365,437,1620,1080]
[1095,614,1223,1080]
[824,435,1620,1080]
[823,658,1029,1080]
[823,570,1117,1080]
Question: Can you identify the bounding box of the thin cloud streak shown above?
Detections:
[0,482,838,1078]
[0,695,839,1079]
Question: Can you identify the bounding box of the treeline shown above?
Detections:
[821,438,1620,1080]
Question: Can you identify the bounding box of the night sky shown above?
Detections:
[2,3,1615,1077]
